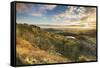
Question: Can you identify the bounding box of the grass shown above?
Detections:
[16,23,97,65]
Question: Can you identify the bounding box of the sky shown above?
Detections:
[16,3,96,28]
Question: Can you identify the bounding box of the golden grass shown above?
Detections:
[16,37,68,64]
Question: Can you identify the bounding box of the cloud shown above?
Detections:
[42,5,57,10]
[54,6,82,23]
[54,6,96,26]
[30,12,43,16]
[79,7,96,26]
[16,3,56,16]
[30,5,56,16]
[16,3,31,13]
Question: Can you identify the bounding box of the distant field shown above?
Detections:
[43,27,96,37]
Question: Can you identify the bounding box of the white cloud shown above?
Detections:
[30,5,56,16]
[54,6,96,27]
[42,5,57,10]
[30,12,43,16]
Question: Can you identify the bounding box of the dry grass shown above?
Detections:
[16,37,68,64]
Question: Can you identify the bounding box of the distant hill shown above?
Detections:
[16,23,96,65]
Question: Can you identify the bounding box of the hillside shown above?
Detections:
[16,23,96,65]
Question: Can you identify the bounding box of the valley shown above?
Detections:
[16,23,97,65]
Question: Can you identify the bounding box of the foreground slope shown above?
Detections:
[16,23,96,65]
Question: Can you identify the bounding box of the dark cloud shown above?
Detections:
[16,3,29,12]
